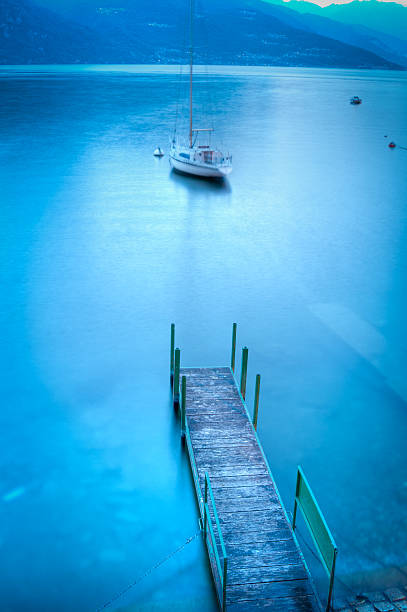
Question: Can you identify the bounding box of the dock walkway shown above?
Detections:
[177,363,321,611]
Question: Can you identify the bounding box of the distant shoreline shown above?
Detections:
[0,64,405,73]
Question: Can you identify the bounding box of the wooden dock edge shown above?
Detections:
[181,365,323,611]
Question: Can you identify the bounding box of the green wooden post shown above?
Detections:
[292,469,300,529]
[253,374,261,430]
[204,473,208,535]
[173,347,180,407]
[240,347,248,399]
[170,323,175,384]
[231,322,237,372]
[326,550,337,612]
[181,375,186,440]
[222,556,228,612]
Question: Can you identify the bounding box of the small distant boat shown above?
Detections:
[169,0,232,179]
[350,96,362,105]
[153,147,165,157]
[388,141,396,149]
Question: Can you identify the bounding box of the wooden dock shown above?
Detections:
[170,326,323,611]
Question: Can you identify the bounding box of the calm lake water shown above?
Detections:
[1,65,407,611]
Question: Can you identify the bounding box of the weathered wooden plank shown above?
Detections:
[189,417,252,430]
[214,497,282,514]
[197,464,269,479]
[191,431,254,440]
[186,401,246,410]
[186,385,238,393]
[222,531,294,546]
[189,408,247,430]
[227,561,307,585]
[185,392,242,399]
[191,436,257,449]
[218,510,291,535]
[181,367,230,375]
[185,387,236,394]
[196,464,268,477]
[226,540,299,560]
[188,412,247,423]
[202,474,273,489]
[187,393,240,400]
[228,548,305,572]
[194,449,266,468]
[211,484,280,502]
[227,578,314,603]
[212,527,296,553]
[192,439,256,449]
[198,465,270,479]
[190,424,255,436]
[227,595,319,611]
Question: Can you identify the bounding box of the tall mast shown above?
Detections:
[189,0,194,148]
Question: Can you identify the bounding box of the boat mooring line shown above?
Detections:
[96,530,201,611]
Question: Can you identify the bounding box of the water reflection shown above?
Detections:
[169,167,232,197]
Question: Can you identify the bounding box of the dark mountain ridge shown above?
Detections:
[257,0,407,67]
[264,0,407,43]
[0,0,402,69]
[0,0,149,64]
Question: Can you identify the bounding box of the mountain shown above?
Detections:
[258,0,407,67]
[0,0,150,64]
[264,0,407,43]
[0,0,402,68]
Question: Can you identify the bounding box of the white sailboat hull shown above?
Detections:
[169,154,232,178]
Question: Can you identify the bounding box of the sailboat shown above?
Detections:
[169,0,232,179]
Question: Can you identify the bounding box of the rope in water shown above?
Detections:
[96,530,201,611]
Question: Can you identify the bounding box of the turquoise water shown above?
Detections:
[1,65,407,611]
